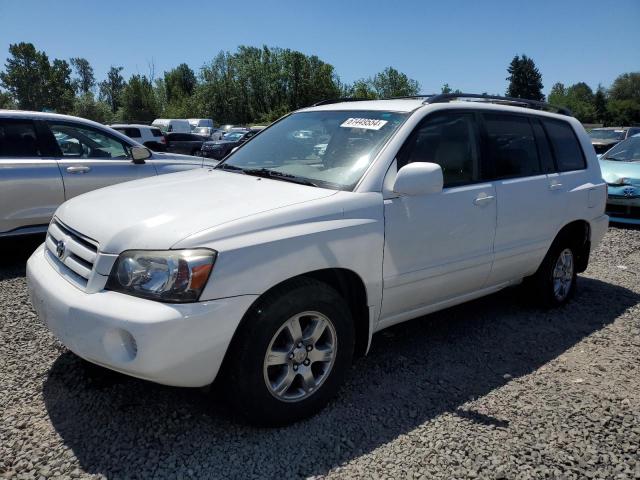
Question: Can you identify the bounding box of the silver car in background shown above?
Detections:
[0,110,215,238]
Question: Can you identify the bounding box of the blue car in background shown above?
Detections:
[599,134,640,224]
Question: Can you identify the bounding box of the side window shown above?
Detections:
[531,119,556,173]
[0,119,41,157]
[151,128,163,137]
[541,119,586,172]
[398,112,480,187]
[50,123,130,160]
[483,113,541,179]
[627,128,640,138]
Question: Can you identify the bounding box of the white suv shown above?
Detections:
[110,124,167,151]
[27,94,608,425]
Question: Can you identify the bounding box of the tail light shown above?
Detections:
[160,135,167,144]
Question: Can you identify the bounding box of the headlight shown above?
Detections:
[106,249,216,303]
[607,177,629,186]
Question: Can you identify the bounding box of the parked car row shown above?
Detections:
[23,94,609,426]
[589,126,640,154]
[598,133,640,224]
[0,111,215,237]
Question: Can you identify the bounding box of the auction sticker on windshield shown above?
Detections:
[340,118,388,130]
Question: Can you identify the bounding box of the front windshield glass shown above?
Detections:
[589,129,625,140]
[217,110,408,190]
[223,132,245,141]
[603,137,640,162]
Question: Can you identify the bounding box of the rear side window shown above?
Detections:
[483,113,541,178]
[531,119,556,173]
[0,119,41,157]
[541,119,586,171]
[398,111,480,187]
[115,127,141,138]
[151,128,163,137]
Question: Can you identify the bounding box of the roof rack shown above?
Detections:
[312,98,371,106]
[423,93,572,116]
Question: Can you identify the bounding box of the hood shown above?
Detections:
[591,138,620,146]
[55,168,337,253]
[599,159,640,185]
[152,151,202,161]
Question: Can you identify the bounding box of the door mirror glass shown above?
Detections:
[393,162,443,196]
[131,146,151,163]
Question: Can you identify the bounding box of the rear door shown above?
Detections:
[48,121,156,200]
[481,113,563,285]
[0,117,65,234]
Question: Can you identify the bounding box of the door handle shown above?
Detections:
[549,182,563,190]
[66,166,91,174]
[473,194,495,205]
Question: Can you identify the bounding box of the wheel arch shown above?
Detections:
[220,267,371,378]
[554,219,591,273]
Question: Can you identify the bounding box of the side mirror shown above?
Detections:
[393,162,443,196]
[131,146,151,164]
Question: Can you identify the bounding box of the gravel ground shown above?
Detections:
[1,227,639,480]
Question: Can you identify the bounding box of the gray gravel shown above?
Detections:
[1,227,639,480]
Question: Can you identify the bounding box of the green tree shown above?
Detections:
[606,72,640,125]
[441,83,453,94]
[164,63,197,103]
[48,59,75,113]
[593,85,607,124]
[70,57,95,95]
[371,67,420,98]
[99,66,126,113]
[547,82,566,107]
[506,54,544,101]
[119,74,158,122]
[0,42,51,110]
[73,93,112,123]
[0,90,16,109]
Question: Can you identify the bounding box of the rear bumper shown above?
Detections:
[27,244,257,387]
[589,214,609,250]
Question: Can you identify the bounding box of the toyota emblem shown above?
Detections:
[623,187,635,197]
[56,240,66,259]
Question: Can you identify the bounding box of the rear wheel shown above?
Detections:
[530,238,577,308]
[221,278,354,426]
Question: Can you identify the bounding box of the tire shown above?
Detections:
[530,235,578,308]
[221,278,354,426]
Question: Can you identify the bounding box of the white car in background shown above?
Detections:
[0,110,213,238]
[27,94,607,426]
[151,118,191,134]
[110,124,167,151]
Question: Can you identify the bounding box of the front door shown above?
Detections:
[48,121,156,200]
[381,111,497,326]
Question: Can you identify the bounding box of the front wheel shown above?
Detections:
[221,278,354,426]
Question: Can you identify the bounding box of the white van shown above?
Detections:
[151,118,191,134]
[188,118,214,131]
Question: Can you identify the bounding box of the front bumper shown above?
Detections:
[606,186,640,224]
[27,244,257,387]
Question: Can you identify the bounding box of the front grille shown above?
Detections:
[606,204,640,218]
[45,218,98,286]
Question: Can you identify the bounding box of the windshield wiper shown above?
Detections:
[242,168,320,187]
[216,163,245,172]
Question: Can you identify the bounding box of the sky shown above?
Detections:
[0,0,638,96]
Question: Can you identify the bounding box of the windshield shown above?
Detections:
[589,129,625,141]
[603,137,640,162]
[223,132,246,141]
[217,110,408,190]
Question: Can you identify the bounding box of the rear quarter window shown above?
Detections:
[541,119,586,172]
[151,128,163,137]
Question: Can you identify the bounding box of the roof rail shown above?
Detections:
[312,98,371,106]
[424,93,572,116]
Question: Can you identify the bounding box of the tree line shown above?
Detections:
[0,43,638,126]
